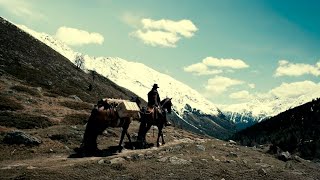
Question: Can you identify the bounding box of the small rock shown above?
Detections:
[158,156,169,162]
[258,168,267,176]
[110,157,126,164]
[226,159,236,163]
[169,156,191,165]
[3,130,42,146]
[293,155,304,162]
[242,160,248,165]
[26,166,37,169]
[229,140,237,145]
[201,159,208,162]
[278,151,291,161]
[228,152,238,157]
[49,149,54,152]
[131,153,144,161]
[196,145,206,151]
[98,159,105,164]
[124,156,132,161]
[211,156,220,162]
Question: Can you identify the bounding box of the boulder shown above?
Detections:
[258,168,267,176]
[278,151,292,161]
[196,145,206,151]
[3,130,42,146]
[228,140,237,145]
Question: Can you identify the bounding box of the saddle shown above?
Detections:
[146,106,162,120]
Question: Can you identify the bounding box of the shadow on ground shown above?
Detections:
[68,141,155,158]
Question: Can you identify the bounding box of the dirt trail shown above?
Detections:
[0,137,201,170]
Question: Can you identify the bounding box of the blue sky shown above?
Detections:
[1,0,320,104]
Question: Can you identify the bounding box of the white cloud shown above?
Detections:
[55,26,104,46]
[269,81,320,98]
[275,60,320,77]
[183,63,222,75]
[0,0,46,20]
[183,57,249,76]
[141,19,198,38]
[229,90,253,100]
[248,83,256,89]
[203,57,249,69]
[131,18,198,47]
[205,76,244,94]
[131,30,179,47]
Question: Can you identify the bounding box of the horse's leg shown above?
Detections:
[161,127,165,145]
[118,127,126,151]
[157,126,163,147]
[126,132,133,149]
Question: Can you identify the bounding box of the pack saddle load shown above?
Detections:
[104,98,140,119]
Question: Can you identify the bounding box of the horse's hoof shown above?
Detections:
[118,146,124,152]
[157,143,160,147]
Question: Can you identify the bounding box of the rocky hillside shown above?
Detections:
[233,98,320,160]
[0,17,138,104]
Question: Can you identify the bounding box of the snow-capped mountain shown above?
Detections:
[220,89,320,130]
[16,24,220,117]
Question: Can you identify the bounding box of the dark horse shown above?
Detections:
[79,99,138,155]
[137,98,173,148]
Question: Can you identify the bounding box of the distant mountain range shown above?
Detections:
[220,90,320,130]
[233,98,320,160]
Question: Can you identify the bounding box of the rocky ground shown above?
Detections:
[1,75,320,180]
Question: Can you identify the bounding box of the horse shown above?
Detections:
[137,98,173,148]
[79,98,139,155]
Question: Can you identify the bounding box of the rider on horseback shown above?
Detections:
[147,84,171,126]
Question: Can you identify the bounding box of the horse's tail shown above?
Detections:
[80,107,99,152]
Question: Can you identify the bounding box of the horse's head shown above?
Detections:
[160,98,173,114]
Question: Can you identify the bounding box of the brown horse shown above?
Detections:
[80,99,139,155]
[137,98,173,148]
